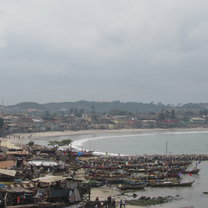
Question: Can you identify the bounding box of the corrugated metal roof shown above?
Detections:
[0,160,15,169]
[0,168,16,177]
[0,141,22,150]
[8,182,35,189]
[6,151,28,155]
[0,187,34,193]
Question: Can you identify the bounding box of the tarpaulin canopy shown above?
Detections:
[32,175,69,183]
[28,160,58,167]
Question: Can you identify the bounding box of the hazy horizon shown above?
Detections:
[1,99,206,107]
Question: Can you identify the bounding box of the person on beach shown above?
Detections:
[16,195,21,204]
[95,197,100,208]
[119,199,123,208]
[123,199,126,208]
[0,199,5,208]
[107,196,112,207]
[112,197,116,208]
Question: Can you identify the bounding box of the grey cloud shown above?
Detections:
[0,0,208,105]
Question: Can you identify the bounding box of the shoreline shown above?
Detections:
[4,127,208,141]
[2,127,208,151]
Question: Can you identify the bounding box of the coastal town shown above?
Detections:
[0,103,207,207]
[1,0,208,206]
[0,103,208,208]
[1,102,208,136]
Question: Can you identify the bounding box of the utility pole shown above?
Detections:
[166,141,168,156]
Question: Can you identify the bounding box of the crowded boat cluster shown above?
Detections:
[82,154,201,189]
[0,140,206,207]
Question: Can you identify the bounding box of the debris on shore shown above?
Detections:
[127,195,181,206]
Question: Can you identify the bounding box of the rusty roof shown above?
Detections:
[0,160,15,169]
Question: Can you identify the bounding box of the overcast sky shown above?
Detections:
[0,0,208,105]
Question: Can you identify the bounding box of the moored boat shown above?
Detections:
[117,183,147,190]
[182,168,200,174]
[69,150,94,157]
[150,180,194,187]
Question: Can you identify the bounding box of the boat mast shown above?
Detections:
[88,138,92,151]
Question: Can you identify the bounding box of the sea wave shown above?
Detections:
[72,132,157,147]
[161,130,208,135]
[72,129,208,148]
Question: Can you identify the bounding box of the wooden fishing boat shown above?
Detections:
[117,184,146,190]
[117,182,147,190]
[150,180,194,187]
[69,150,94,157]
[182,168,200,174]
[6,202,66,208]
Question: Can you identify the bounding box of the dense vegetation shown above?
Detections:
[48,139,72,146]
[7,101,208,114]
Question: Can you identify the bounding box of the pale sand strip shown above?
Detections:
[1,128,167,144]
[12,128,167,139]
[1,127,208,144]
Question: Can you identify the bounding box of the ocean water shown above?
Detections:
[28,129,208,207]
[72,130,208,155]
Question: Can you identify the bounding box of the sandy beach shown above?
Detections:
[90,186,141,208]
[0,128,168,146]
[1,127,208,152]
[7,128,167,139]
[2,127,208,144]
